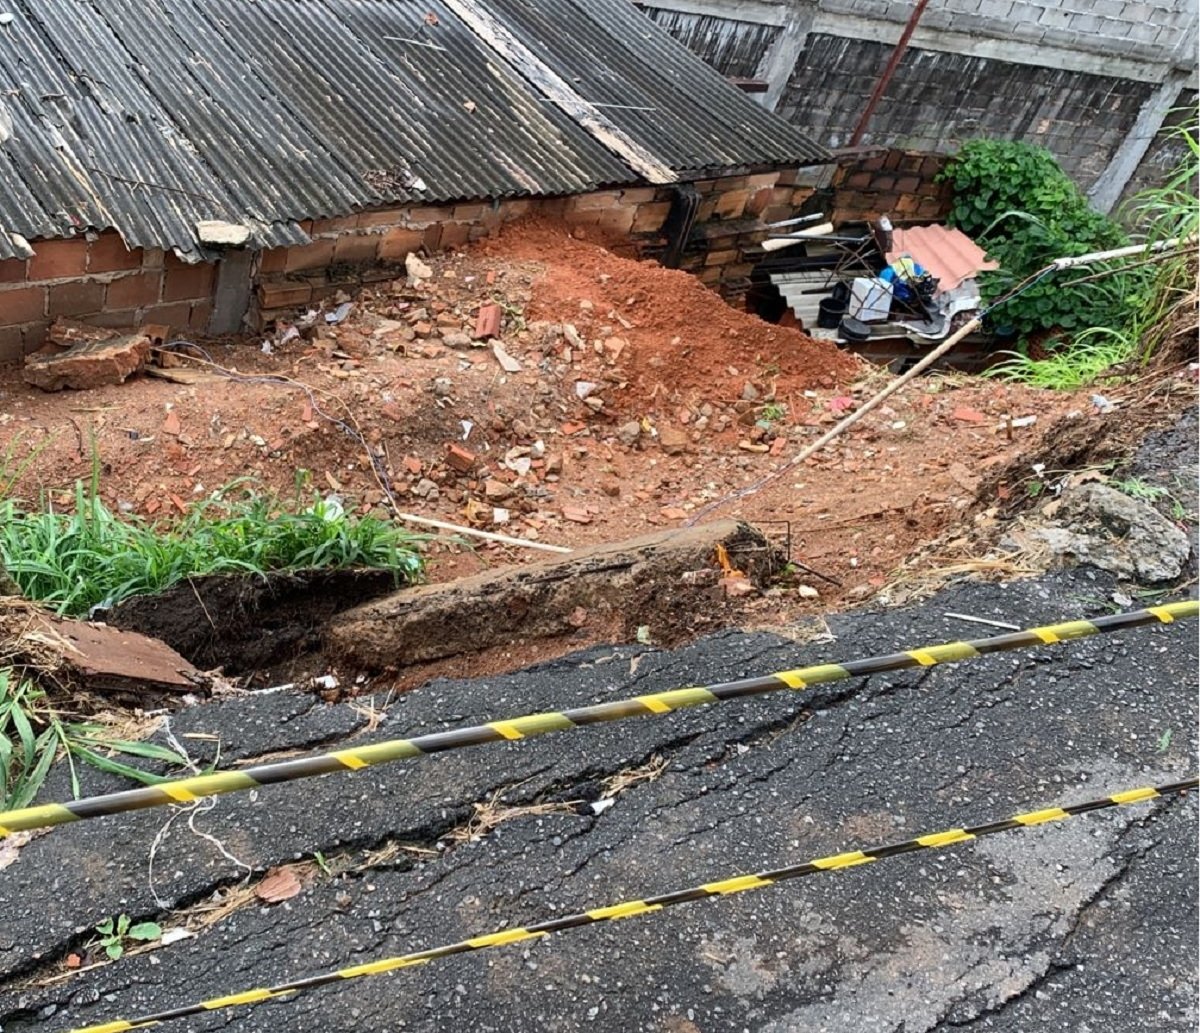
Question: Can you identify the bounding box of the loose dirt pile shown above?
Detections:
[481,220,858,406]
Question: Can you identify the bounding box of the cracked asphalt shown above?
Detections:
[0,567,1196,1033]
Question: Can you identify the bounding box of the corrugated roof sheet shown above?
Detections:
[888,225,999,292]
[0,0,829,260]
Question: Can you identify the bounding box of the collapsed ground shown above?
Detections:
[1,222,1197,1032]
[1,568,1195,1032]
[3,219,1192,684]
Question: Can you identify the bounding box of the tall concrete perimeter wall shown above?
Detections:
[640,0,1199,213]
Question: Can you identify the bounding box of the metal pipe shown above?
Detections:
[848,0,930,147]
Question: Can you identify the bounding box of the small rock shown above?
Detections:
[741,382,759,401]
[599,480,621,498]
[797,584,819,599]
[658,426,688,456]
[484,478,514,501]
[561,504,592,524]
[443,331,473,349]
[412,478,438,499]
[720,575,756,598]
[617,421,641,447]
[432,377,454,398]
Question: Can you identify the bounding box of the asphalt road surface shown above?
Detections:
[1,568,1196,1033]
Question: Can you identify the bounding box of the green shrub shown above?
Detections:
[0,476,425,618]
[937,139,1148,341]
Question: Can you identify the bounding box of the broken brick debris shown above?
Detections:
[24,328,152,392]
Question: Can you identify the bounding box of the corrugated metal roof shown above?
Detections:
[0,0,828,259]
[479,0,829,172]
[888,225,999,292]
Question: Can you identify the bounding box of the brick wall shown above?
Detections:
[252,172,810,324]
[827,147,952,225]
[1,170,827,363]
[0,232,215,363]
[668,170,816,299]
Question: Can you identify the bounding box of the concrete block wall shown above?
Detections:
[641,0,1199,212]
[0,232,215,363]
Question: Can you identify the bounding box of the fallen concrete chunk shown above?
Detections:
[24,330,151,391]
[1029,482,1191,584]
[325,520,777,670]
[46,316,121,349]
[196,219,250,247]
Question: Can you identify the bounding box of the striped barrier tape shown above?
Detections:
[2,601,1195,837]
[66,776,1199,1033]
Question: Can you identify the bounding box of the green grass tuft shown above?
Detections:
[0,475,425,618]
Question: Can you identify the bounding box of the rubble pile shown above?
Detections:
[261,220,860,541]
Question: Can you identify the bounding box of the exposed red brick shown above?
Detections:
[284,239,336,272]
[356,207,408,229]
[897,152,924,174]
[106,271,162,309]
[746,172,779,190]
[445,443,477,472]
[745,188,774,217]
[569,190,624,211]
[311,215,358,235]
[141,248,166,270]
[713,189,749,219]
[473,302,502,340]
[498,199,533,219]
[47,280,106,317]
[139,301,193,327]
[378,227,425,261]
[619,187,659,205]
[0,324,24,363]
[332,233,380,265]
[29,238,89,281]
[844,171,872,189]
[452,203,486,221]
[257,279,313,308]
[439,222,471,249]
[895,175,921,193]
[0,284,45,323]
[404,206,452,226]
[631,201,671,233]
[0,257,27,284]
[422,224,443,252]
[162,260,215,301]
[704,248,739,267]
[88,232,143,273]
[259,248,288,274]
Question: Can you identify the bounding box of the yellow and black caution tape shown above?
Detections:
[66,776,1198,1033]
[2,601,1194,837]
